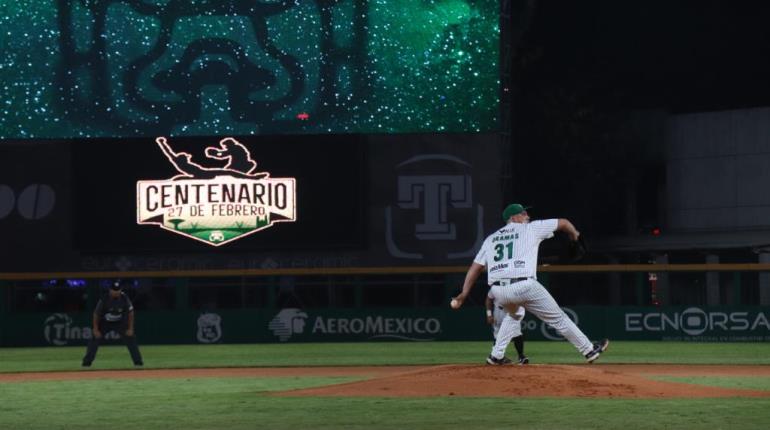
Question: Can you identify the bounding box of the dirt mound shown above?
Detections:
[279,364,770,398]
[3,364,768,398]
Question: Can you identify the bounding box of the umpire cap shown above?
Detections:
[502,203,530,221]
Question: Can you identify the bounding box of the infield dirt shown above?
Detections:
[2,364,769,398]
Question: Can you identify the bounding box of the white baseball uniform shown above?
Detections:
[488,289,525,339]
[474,219,594,359]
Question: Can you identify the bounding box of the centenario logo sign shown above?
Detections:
[137,137,297,246]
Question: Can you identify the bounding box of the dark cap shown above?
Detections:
[502,203,530,221]
[110,280,123,291]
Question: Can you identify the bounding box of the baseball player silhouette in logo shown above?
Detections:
[156,136,269,180]
[452,203,609,364]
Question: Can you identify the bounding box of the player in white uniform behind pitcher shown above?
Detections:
[452,203,609,364]
[486,290,528,365]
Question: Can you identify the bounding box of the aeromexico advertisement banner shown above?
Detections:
[2,306,769,347]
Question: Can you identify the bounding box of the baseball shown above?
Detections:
[450,298,460,309]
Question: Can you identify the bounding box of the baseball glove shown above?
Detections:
[567,235,587,262]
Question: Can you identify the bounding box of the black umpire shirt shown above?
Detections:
[94,292,134,324]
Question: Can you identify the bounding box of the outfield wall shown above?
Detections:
[0,135,504,273]
[2,306,769,347]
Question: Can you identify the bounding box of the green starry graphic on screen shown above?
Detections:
[0,0,499,138]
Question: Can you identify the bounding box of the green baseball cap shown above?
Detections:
[502,203,530,221]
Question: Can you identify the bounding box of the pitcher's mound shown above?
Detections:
[280,364,770,398]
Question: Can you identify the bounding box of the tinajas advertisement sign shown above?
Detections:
[137,137,296,246]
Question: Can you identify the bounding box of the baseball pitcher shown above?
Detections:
[452,203,608,364]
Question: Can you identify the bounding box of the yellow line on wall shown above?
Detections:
[3,263,770,280]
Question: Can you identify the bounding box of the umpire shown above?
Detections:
[82,280,144,367]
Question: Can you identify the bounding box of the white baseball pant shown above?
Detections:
[492,304,524,339]
[490,278,594,359]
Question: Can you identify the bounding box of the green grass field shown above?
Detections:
[1,341,770,430]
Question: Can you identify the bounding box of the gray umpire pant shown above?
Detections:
[82,321,143,365]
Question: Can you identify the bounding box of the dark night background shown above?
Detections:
[509,0,770,238]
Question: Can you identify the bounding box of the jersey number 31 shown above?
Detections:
[493,242,514,262]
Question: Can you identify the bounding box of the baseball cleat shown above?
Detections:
[518,356,530,365]
[584,339,609,363]
[486,355,513,365]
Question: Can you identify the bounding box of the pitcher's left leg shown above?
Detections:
[522,281,593,355]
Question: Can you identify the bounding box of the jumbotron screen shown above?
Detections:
[0,0,500,139]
